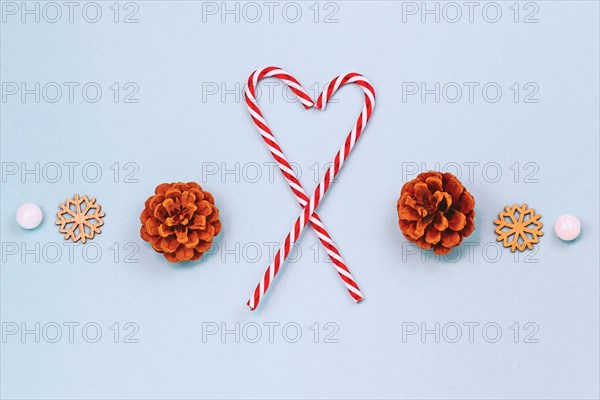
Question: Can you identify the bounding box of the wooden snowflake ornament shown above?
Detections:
[56,194,105,243]
[494,203,543,252]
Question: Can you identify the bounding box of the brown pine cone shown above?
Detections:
[140,182,222,263]
[398,171,475,255]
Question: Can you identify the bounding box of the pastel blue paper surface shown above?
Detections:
[1,1,598,398]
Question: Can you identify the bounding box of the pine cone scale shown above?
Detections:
[433,213,448,231]
[447,209,467,231]
[444,176,463,203]
[160,237,177,253]
[415,216,432,237]
[414,182,430,203]
[457,191,475,214]
[431,191,451,210]
[185,231,200,248]
[144,218,160,236]
[425,175,442,192]
[441,230,461,247]
[190,215,207,230]
[425,227,441,244]
[399,206,420,221]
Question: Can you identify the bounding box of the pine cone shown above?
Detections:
[140,182,222,263]
[397,171,475,255]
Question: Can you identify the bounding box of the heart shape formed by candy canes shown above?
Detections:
[244,66,375,310]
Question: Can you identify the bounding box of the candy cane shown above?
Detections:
[244,66,363,304]
[246,69,376,310]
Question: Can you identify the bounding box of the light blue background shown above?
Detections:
[1,1,599,399]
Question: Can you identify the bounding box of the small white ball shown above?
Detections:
[16,203,43,229]
[554,214,581,241]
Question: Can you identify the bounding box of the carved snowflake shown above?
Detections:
[56,194,105,243]
[494,203,543,252]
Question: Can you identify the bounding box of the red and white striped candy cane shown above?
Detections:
[244,66,363,304]
[246,69,376,310]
